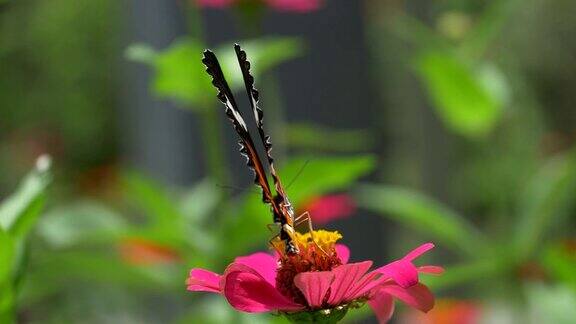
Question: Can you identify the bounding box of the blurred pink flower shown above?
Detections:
[265,0,321,12]
[194,0,322,12]
[187,233,443,323]
[300,194,356,225]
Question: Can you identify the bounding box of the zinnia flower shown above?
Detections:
[187,230,443,323]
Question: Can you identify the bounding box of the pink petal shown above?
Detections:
[294,271,334,308]
[235,252,278,285]
[404,243,435,262]
[368,291,395,324]
[335,244,350,264]
[186,268,221,293]
[418,265,444,275]
[375,259,419,288]
[373,243,439,287]
[326,261,372,305]
[222,263,304,313]
[381,283,435,312]
[345,271,384,301]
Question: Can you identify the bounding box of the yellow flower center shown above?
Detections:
[271,230,342,256]
[273,230,344,307]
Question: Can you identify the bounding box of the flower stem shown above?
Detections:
[283,305,349,324]
[185,1,204,40]
[182,2,231,186]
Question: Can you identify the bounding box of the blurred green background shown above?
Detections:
[1,0,576,323]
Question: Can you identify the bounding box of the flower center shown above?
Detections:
[272,230,343,306]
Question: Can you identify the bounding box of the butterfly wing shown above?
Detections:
[202,50,276,208]
[234,44,290,202]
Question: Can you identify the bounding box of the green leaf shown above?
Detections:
[139,37,304,108]
[122,172,183,236]
[541,243,576,291]
[354,184,484,256]
[178,179,220,256]
[415,51,504,138]
[460,0,521,58]
[19,251,181,305]
[0,229,15,286]
[0,286,14,324]
[0,155,51,239]
[513,152,576,258]
[476,62,511,107]
[392,14,452,51]
[122,173,217,260]
[424,258,508,290]
[284,123,374,152]
[37,200,127,248]
[152,38,213,106]
[524,283,576,323]
[281,155,376,205]
[220,155,375,259]
[0,157,50,323]
[179,178,220,224]
[124,43,157,64]
[0,229,15,324]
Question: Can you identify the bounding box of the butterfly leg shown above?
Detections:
[267,224,299,255]
[268,232,283,255]
[294,211,314,232]
[294,212,329,256]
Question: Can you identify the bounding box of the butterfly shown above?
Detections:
[202,44,317,256]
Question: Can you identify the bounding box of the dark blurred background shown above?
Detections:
[1,0,576,323]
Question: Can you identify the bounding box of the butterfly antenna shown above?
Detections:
[216,183,260,195]
[286,159,311,190]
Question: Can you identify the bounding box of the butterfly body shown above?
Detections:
[202,44,300,255]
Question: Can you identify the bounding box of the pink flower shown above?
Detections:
[264,0,321,12]
[187,230,443,323]
[299,194,356,225]
[194,0,322,13]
